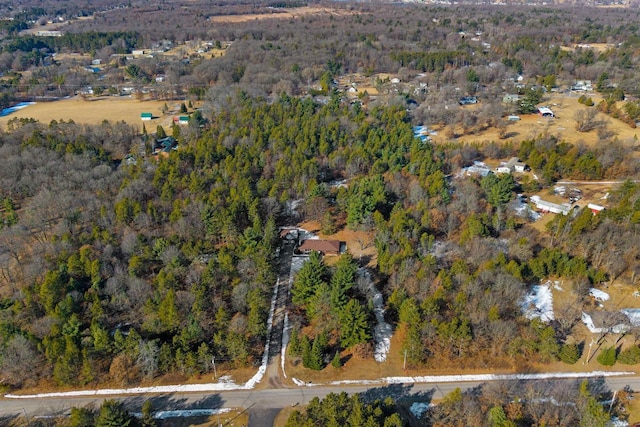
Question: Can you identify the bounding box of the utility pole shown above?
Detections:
[584,338,595,365]
[212,355,217,379]
[609,390,617,414]
[403,349,407,371]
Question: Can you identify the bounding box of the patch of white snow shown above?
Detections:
[521,284,554,322]
[589,288,610,301]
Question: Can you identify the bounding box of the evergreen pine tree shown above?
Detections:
[288,328,301,356]
[300,335,312,367]
[305,335,324,370]
[331,351,342,368]
[339,299,371,349]
[156,125,166,138]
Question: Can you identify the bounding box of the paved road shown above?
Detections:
[1,375,639,422]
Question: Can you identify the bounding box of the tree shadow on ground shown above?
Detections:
[359,383,435,405]
[123,392,224,412]
[1,415,19,426]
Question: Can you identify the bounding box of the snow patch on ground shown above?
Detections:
[621,309,640,327]
[521,283,554,322]
[318,371,633,389]
[357,267,392,362]
[281,312,290,378]
[292,377,315,387]
[132,408,231,420]
[589,288,610,301]
[409,402,433,419]
[217,375,233,384]
[609,417,629,426]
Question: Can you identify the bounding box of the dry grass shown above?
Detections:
[0,96,192,132]
[560,43,615,53]
[207,6,356,23]
[297,220,378,267]
[432,93,640,148]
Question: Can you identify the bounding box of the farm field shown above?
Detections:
[0,96,183,131]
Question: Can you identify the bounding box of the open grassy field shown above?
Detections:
[0,96,185,132]
[432,92,640,148]
[207,6,356,23]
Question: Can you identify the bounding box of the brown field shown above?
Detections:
[0,96,187,132]
[207,6,355,23]
[432,93,640,148]
[560,43,615,53]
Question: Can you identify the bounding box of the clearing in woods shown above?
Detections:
[431,92,640,149]
[207,6,356,23]
[0,96,189,131]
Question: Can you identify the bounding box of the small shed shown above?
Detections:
[587,203,606,215]
[538,107,555,118]
[174,116,189,125]
[141,112,153,121]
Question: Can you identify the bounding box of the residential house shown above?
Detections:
[496,157,528,174]
[297,239,344,256]
[502,94,521,104]
[153,136,178,156]
[530,195,573,215]
[572,80,593,91]
[582,311,630,334]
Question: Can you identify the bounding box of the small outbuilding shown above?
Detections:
[587,203,606,215]
[141,112,153,121]
[538,107,555,118]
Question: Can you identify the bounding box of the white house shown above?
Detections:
[572,80,593,91]
[496,157,528,174]
[530,196,573,215]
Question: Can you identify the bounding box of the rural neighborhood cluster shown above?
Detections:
[3,0,640,425]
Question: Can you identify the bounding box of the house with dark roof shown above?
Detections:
[153,136,178,156]
[297,239,344,256]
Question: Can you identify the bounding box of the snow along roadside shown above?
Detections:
[291,371,635,388]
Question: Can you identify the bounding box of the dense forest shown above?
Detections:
[0,87,639,387]
[2,1,640,425]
